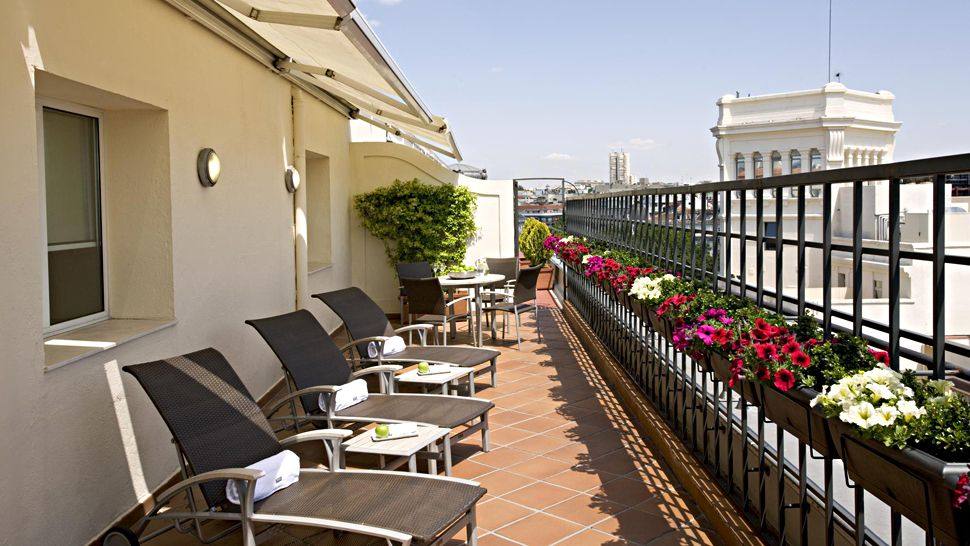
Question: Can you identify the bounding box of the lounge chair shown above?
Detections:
[245,310,492,469]
[105,348,484,546]
[313,287,501,387]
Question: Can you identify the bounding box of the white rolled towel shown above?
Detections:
[319,378,369,413]
[367,335,406,359]
[226,449,300,505]
[387,422,418,437]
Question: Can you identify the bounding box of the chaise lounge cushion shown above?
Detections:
[378,345,500,368]
[333,394,492,430]
[256,471,485,545]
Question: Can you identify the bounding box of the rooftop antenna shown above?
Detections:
[827,0,833,82]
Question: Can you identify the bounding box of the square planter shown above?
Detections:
[827,418,970,545]
[761,386,835,458]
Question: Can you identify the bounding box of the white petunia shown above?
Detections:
[896,399,926,422]
[841,402,876,429]
[866,382,896,403]
[869,404,899,427]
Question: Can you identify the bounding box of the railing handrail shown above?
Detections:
[565,153,970,200]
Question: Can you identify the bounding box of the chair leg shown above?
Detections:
[535,305,542,342]
[467,505,478,546]
[490,357,497,387]
[514,308,521,350]
[481,412,490,452]
[442,319,448,346]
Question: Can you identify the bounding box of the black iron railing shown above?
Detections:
[561,154,970,546]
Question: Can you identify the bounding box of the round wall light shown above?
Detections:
[197,148,221,187]
[284,166,301,193]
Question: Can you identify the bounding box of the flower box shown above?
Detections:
[827,418,969,545]
[761,386,835,458]
[706,353,761,405]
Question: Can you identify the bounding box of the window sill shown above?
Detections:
[43,318,177,372]
[308,261,334,275]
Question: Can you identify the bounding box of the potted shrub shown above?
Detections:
[519,218,554,289]
[814,369,970,545]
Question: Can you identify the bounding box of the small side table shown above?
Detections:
[342,424,453,475]
[396,364,477,396]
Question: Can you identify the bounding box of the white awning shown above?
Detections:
[207,0,461,160]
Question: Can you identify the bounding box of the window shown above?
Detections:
[306,152,332,271]
[735,154,746,180]
[38,102,107,332]
[763,221,779,250]
[837,272,847,287]
[753,152,764,179]
[873,279,884,299]
[771,151,782,177]
[789,150,801,174]
[810,149,822,172]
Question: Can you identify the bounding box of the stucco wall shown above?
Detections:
[0,0,355,543]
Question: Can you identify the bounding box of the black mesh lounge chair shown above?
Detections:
[313,287,501,387]
[105,348,484,546]
[245,310,493,469]
[396,261,434,324]
[481,265,544,350]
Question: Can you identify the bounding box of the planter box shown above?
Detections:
[827,418,970,545]
[761,386,835,458]
[707,353,761,406]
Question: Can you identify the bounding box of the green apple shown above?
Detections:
[375,424,390,438]
[417,361,430,374]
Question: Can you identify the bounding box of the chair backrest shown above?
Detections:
[313,287,396,346]
[485,258,518,284]
[245,310,353,415]
[396,261,435,280]
[513,265,544,305]
[123,348,283,508]
[400,276,447,316]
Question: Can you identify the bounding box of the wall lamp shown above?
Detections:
[197,148,221,187]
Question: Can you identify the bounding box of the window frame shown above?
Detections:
[36,97,110,335]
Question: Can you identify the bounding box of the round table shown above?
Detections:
[439,273,505,347]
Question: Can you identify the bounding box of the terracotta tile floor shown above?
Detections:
[141,292,719,546]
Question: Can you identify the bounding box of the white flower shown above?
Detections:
[561,236,575,244]
[870,404,899,427]
[841,402,876,429]
[866,382,896,403]
[582,255,592,264]
[896,399,926,422]
[926,379,954,398]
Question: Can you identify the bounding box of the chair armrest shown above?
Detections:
[350,365,402,394]
[156,468,262,507]
[280,429,353,470]
[338,336,389,354]
[394,323,434,346]
[478,290,512,299]
[393,323,435,334]
[351,365,404,377]
[444,295,474,307]
[265,385,340,418]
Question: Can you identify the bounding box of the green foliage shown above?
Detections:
[354,179,477,273]
[520,218,552,265]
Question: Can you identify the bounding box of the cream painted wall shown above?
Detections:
[348,142,515,311]
[0,0,356,543]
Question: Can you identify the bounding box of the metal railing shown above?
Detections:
[561,154,970,546]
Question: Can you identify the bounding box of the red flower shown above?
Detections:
[781,339,801,354]
[954,474,970,509]
[756,366,771,382]
[712,328,734,347]
[790,350,811,368]
[773,368,796,391]
[754,343,779,361]
[869,349,890,366]
[728,359,745,388]
[805,338,819,349]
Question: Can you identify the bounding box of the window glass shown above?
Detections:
[753,153,764,179]
[42,107,105,326]
[790,150,801,174]
[810,149,822,172]
[735,154,745,180]
[771,151,782,177]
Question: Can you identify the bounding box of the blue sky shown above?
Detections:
[358,0,970,183]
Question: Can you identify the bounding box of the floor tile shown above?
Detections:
[593,509,680,544]
[545,493,628,526]
[476,470,537,496]
[501,481,579,510]
[505,456,576,480]
[477,498,537,531]
[493,512,584,545]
